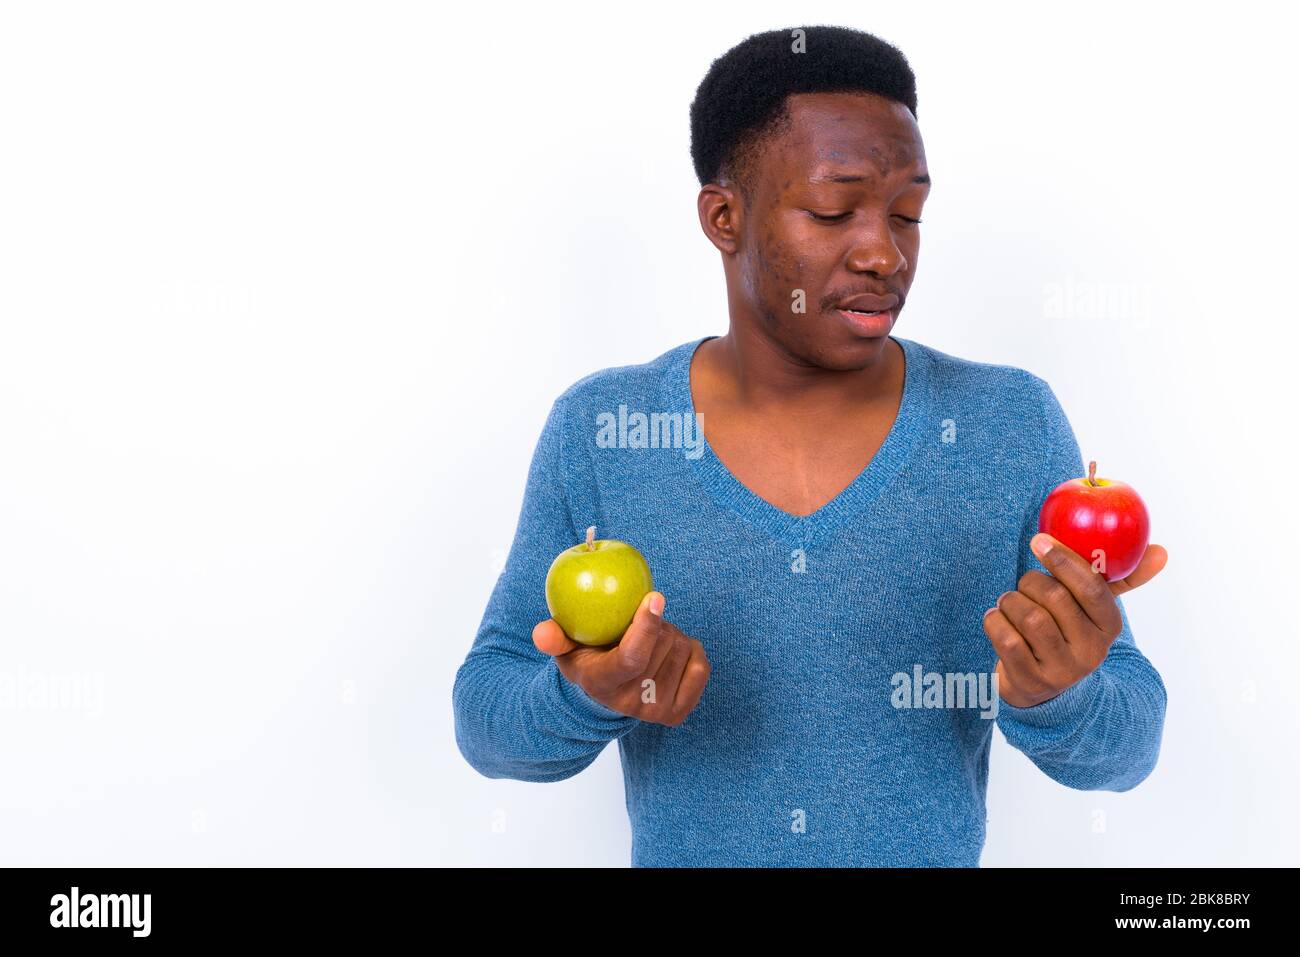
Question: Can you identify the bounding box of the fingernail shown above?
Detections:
[649,592,664,616]
[1031,534,1053,558]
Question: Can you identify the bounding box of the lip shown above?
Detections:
[837,307,894,337]
[837,292,899,313]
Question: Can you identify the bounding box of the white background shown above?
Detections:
[1,1,1296,866]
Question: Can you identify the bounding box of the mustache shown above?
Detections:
[823,291,905,309]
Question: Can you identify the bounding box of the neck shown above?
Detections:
[700,321,900,413]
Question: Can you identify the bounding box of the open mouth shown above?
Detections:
[836,307,893,336]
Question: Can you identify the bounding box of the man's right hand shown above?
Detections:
[532,591,711,726]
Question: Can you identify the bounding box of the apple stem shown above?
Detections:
[1087,460,1098,487]
[585,525,596,551]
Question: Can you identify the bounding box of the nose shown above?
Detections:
[845,218,908,278]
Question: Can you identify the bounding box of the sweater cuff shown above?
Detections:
[998,669,1103,727]
[539,657,640,731]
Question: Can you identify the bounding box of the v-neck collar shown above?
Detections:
[661,333,933,546]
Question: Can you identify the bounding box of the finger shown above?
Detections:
[1016,570,1100,645]
[1029,533,1118,632]
[1109,543,1169,597]
[642,616,684,679]
[671,640,711,718]
[532,618,580,657]
[614,613,682,696]
[651,632,693,704]
[996,590,1066,663]
[983,607,1044,687]
[650,631,691,686]
[603,591,671,683]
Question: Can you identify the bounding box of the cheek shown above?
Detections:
[745,213,837,314]
[753,245,803,319]
[753,240,833,326]
[755,224,818,290]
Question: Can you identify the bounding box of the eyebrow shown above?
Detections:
[810,172,931,186]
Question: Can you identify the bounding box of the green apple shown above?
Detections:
[545,525,654,646]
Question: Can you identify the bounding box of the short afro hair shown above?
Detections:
[689,26,918,204]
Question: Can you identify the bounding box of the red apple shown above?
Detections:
[1038,460,1150,582]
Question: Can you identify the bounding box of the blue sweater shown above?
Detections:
[452,335,1167,866]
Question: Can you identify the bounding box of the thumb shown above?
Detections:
[605,591,666,682]
[532,618,580,657]
[1109,543,1168,596]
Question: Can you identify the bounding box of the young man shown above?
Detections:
[453,26,1168,867]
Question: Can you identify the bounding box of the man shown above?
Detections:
[452,25,1168,867]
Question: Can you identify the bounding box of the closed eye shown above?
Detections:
[806,211,923,225]
[807,210,851,223]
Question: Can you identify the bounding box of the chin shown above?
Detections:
[826,349,885,372]
[763,313,892,370]
[821,326,893,369]
[801,338,887,372]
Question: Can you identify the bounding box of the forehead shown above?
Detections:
[764,91,925,181]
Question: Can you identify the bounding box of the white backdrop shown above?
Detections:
[1,1,1296,866]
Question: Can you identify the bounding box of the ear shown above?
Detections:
[697,184,741,255]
